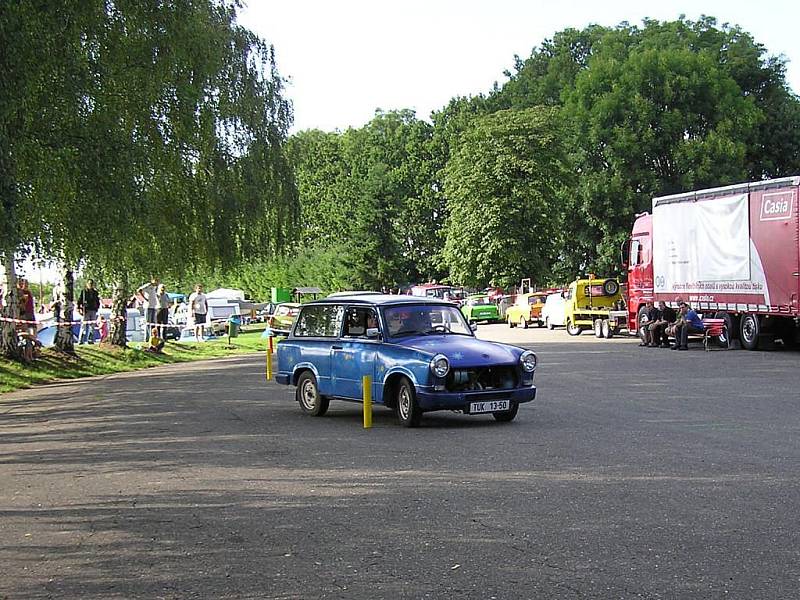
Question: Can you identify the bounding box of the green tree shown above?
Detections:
[1,1,295,355]
[443,108,569,288]
[560,21,763,275]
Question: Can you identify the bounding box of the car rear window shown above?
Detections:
[294,305,344,337]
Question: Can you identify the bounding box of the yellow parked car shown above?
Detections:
[268,302,301,335]
[506,292,548,329]
[563,278,626,337]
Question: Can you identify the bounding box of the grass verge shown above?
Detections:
[0,329,269,395]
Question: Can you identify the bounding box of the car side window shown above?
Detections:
[294,305,344,337]
[343,307,379,338]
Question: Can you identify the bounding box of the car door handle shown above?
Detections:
[332,345,343,350]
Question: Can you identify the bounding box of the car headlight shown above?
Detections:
[519,350,537,372]
[429,354,450,378]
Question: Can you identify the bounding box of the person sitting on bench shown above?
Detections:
[672,302,703,350]
[649,301,677,348]
[639,301,659,347]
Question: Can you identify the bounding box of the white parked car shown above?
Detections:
[541,292,567,329]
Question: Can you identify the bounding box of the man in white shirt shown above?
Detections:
[187,284,208,342]
[137,277,160,341]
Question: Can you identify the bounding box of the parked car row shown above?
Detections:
[455,278,628,338]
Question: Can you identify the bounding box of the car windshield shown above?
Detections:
[528,296,545,305]
[468,296,492,306]
[384,305,472,338]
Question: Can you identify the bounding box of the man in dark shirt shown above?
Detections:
[672,302,704,350]
[78,279,101,344]
[649,301,677,348]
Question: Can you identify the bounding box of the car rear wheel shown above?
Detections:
[566,318,581,336]
[520,316,528,329]
[297,372,329,416]
[396,377,422,427]
[546,317,554,330]
[508,317,515,328]
[493,402,519,422]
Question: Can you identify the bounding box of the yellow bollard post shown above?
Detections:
[362,375,372,429]
[266,349,273,381]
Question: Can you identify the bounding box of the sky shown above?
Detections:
[238,0,800,132]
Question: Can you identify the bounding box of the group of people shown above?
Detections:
[136,278,209,345]
[0,275,211,356]
[639,300,704,350]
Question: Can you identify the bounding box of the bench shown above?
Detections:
[701,318,728,351]
[663,317,728,351]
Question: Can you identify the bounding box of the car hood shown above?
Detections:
[392,335,520,366]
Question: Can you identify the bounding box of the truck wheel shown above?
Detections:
[566,319,581,336]
[396,377,422,427]
[602,319,613,339]
[713,311,735,348]
[637,306,649,342]
[492,402,519,423]
[739,313,760,350]
[297,372,329,416]
[594,319,603,338]
[520,316,528,329]
[602,279,620,296]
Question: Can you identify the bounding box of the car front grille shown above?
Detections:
[445,366,518,392]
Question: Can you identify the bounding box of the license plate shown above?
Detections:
[470,400,509,413]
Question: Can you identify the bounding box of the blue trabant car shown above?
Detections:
[274,295,538,427]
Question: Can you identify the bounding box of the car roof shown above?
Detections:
[304,294,452,307]
[327,290,382,297]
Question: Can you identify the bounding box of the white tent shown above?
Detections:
[206,287,246,301]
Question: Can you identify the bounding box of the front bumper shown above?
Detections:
[415,386,536,412]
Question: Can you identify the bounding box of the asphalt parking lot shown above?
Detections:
[1,325,799,599]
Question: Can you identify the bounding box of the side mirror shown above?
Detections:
[366,327,381,339]
[470,322,478,332]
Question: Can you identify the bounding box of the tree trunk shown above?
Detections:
[53,268,75,353]
[110,275,128,348]
[0,257,21,360]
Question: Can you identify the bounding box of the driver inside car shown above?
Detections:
[387,310,412,336]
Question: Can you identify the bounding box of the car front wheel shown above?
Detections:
[396,377,422,427]
[297,371,329,416]
[493,402,519,422]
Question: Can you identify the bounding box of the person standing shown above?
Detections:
[17,278,36,335]
[137,277,160,341]
[155,283,171,339]
[187,284,208,342]
[77,279,101,344]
